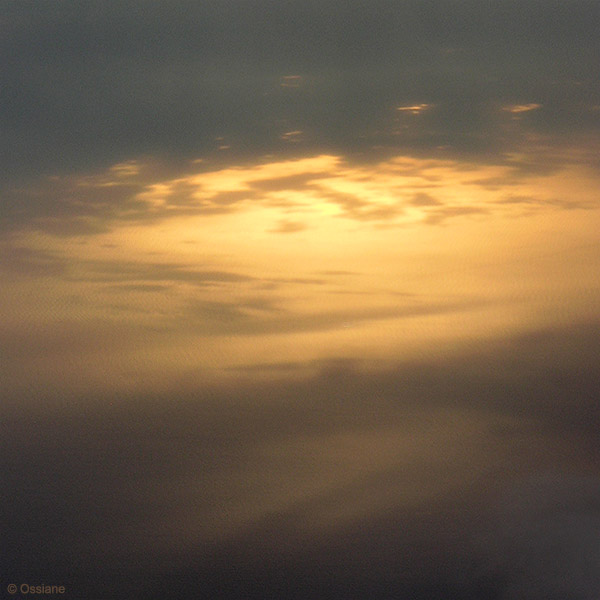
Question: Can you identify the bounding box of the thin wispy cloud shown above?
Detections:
[502,103,543,114]
[396,103,433,114]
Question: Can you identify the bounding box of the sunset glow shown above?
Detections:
[3,2,600,599]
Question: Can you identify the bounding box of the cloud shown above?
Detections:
[495,194,594,211]
[2,4,600,597]
[396,103,433,114]
[103,284,172,293]
[473,474,600,600]
[423,205,489,225]
[2,0,598,192]
[248,171,327,193]
[179,296,490,337]
[3,146,599,236]
[409,192,442,206]
[3,320,600,598]
[0,245,68,277]
[67,260,257,286]
[268,220,308,234]
[502,103,542,114]
[279,130,304,143]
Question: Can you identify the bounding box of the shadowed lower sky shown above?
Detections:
[1,2,600,599]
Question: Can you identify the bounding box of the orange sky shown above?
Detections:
[3,142,599,401]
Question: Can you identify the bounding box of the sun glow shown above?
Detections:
[3,149,600,396]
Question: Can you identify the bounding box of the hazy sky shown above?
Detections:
[2,2,600,599]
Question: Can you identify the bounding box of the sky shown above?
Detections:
[2,1,600,599]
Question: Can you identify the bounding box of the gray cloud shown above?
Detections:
[1,0,598,195]
[0,244,256,286]
[0,246,333,295]
[249,172,326,192]
[0,245,68,277]
[73,263,256,285]
[3,320,600,598]
[102,283,172,293]
[472,474,600,600]
[180,296,489,337]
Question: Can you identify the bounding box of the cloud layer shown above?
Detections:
[2,2,599,599]
[2,0,599,187]
[3,322,600,599]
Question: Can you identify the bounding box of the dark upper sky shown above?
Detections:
[2,0,599,185]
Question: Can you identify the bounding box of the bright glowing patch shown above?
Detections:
[396,103,433,114]
[502,103,542,113]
